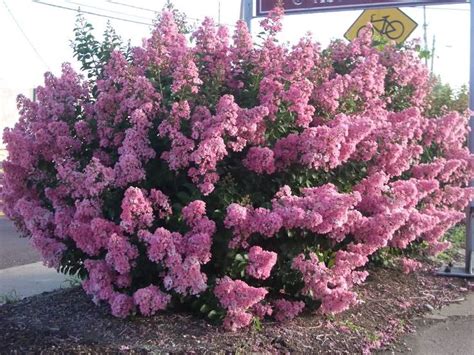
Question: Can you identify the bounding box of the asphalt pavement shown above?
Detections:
[380,292,474,355]
[0,217,40,269]
[403,293,474,354]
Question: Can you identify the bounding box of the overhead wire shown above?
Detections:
[34,0,236,29]
[65,0,153,21]
[105,0,237,28]
[32,0,153,26]
[2,0,50,69]
[106,0,157,14]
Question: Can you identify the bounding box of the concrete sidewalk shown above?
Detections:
[0,262,70,304]
[383,293,474,354]
[0,216,72,304]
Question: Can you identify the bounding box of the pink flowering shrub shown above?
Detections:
[1,7,473,331]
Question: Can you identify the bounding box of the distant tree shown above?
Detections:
[426,76,468,117]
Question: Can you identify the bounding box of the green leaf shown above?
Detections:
[207,310,218,320]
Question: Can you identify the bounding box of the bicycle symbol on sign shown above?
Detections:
[357,14,405,40]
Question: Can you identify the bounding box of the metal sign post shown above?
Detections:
[242,0,474,277]
[468,0,474,276]
[240,0,253,31]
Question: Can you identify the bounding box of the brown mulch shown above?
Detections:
[0,264,472,354]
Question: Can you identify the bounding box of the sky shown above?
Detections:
[0,0,471,92]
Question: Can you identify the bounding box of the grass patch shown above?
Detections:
[61,275,82,289]
[0,290,20,305]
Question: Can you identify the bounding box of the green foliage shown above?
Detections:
[419,77,468,167]
[71,14,129,79]
[58,240,88,279]
[0,290,20,305]
[62,276,83,288]
[425,77,469,117]
[188,289,226,324]
[435,224,466,263]
[369,247,401,268]
[252,317,263,332]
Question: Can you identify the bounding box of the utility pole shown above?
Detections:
[430,35,435,74]
[240,0,253,32]
[423,6,428,67]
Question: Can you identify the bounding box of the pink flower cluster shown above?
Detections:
[273,299,305,322]
[133,285,171,316]
[138,200,215,296]
[225,184,361,248]
[81,199,214,318]
[246,246,277,280]
[292,251,364,314]
[273,114,375,171]
[214,276,268,331]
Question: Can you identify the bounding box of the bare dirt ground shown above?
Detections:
[1,262,471,354]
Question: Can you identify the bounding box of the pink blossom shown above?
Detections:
[164,256,208,295]
[259,6,284,34]
[109,292,134,318]
[149,189,172,219]
[215,276,268,331]
[82,260,115,303]
[141,227,176,263]
[251,303,273,319]
[243,147,276,174]
[105,233,139,274]
[214,276,268,311]
[223,310,253,332]
[400,257,422,274]
[246,246,277,280]
[320,289,357,314]
[120,187,153,233]
[133,285,171,316]
[273,299,305,322]
[182,200,207,226]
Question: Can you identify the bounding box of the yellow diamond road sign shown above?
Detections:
[344,8,418,45]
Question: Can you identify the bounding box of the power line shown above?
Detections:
[32,0,153,26]
[106,0,236,28]
[106,0,158,14]
[66,0,153,21]
[2,0,50,69]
